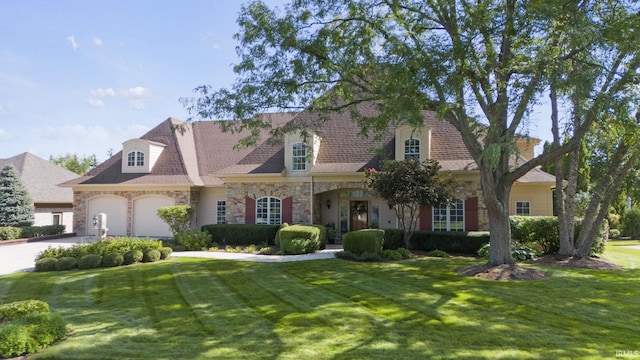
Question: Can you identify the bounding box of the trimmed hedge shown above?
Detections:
[0,225,65,241]
[277,224,324,246]
[101,252,124,268]
[343,229,385,255]
[159,247,173,260]
[381,228,404,250]
[55,257,78,271]
[36,237,164,260]
[78,254,102,270]
[410,231,490,254]
[280,238,321,255]
[35,258,58,272]
[142,249,161,263]
[123,249,143,265]
[202,224,280,246]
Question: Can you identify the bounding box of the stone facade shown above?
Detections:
[227,182,312,224]
[73,190,196,236]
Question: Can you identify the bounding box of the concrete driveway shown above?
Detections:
[0,237,93,275]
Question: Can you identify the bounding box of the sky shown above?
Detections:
[0,0,552,163]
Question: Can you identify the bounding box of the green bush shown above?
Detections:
[35,258,58,272]
[0,323,34,359]
[277,224,325,249]
[101,252,124,268]
[426,249,450,258]
[78,254,102,269]
[18,312,67,349]
[275,222,289,245]
[54,257,78,271]
[201,224,280,246]
[622,208,640,238]
[382,249,403,260]
[381,228,404,250]
[177,230,212,250]
[157,205,195,238]
[35,237,163,260]
[0,300,50,322]
[610,228,621,239]
[123,249,143,265]
[279,238,320,255]
[343,229,385,255]
[477,242,539,261]
[335,250,383,262]
[19,225,66,238]
[159,247,173,259]
[142,249,161,262]
[410,231,489,254]
[0,226,22,240]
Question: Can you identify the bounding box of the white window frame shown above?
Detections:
[292,142,307,171]
[515,201,531,216]
[127,151,145,167]
[433,199,465,232]
[404,138,420,160]
[216,200,226,224]
[256,197,282,225]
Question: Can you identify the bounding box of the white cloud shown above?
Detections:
[121,86,151,98]
[212,43,221,50]
[67,35,78,50]
[89,88,116,97]
[127,100,145,110]
[0,128,11,141]
[93,37,103,46]
[87,98,106,108]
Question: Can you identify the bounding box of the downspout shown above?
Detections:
[310,176,314,223]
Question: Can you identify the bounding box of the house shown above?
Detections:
[0,152,77,232]
[60,103,555,238]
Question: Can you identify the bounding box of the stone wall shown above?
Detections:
[227,182,312,224]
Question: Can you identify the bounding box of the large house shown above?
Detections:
[0,152,77,232]
[61,103,555,238]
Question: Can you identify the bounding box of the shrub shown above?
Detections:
[477,242,539,261]
[396,248,412,258]
[0,300,50,322]
[35,237,163,261]
[142,249,161,263]
[335,250,382,262]
[18,312,67,349]
[123,249,143,265]
[0,323,33,359]
[275,222,289,246]
[382,249,403,260]
[622,208,640,238]
[410,231,489,254]
[101,252,124,268]
[54,257,78,271]
[335,250,356,260]
[610,229,621,239]
[279,238,320,255]
[277,224,323,247]
[201,224,280,246]
[159,247,173,259]
[343,229,385,255]
[78,254,102,269]
[0,226,22,240]
[426,249,450,258]
[19,225,66,238]
[157,205,195,238]
[177,230,212,251]
[35,258,58,272]
[381,228,404,250]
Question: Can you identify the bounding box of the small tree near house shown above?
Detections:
[0,165,34,227]
[157,205,195,238]
[365,159,457,248]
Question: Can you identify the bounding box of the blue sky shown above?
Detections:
[0,0,551,163]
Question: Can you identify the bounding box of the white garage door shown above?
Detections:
[87,196,127,236]
[132,196,174,238]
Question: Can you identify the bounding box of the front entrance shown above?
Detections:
[350,200,368,231]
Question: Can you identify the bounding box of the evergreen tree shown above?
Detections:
[0,165,34,227]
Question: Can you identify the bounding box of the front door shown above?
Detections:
[350,201,368,231]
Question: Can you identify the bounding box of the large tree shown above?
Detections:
[49,153,98,175]
[0,165,34,227]
[183,0,640,265]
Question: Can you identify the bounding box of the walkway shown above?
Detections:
[0,237,341,276]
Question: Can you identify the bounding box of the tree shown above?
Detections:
[0,165,34,227]
[182,0,640,265]
[364,159,457,248]
[157,205,195,238]
[49,153,98,175]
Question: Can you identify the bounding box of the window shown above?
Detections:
[52,212,62,226]
[371,203,380,229]
[127,151,145,167]
[404,138,420,160]
[433,199,464,231]
[516,201,531,216]
[292,142,307,171]
[256,197,282,225]
[216,200,226,224]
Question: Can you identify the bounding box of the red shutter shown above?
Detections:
[465,197,479,231]
[420,207,432,231]
[245,197,255,224]
[282,197,293,224]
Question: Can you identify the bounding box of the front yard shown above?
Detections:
[0,242,639,359]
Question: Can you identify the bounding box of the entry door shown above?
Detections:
[350,201,368,231]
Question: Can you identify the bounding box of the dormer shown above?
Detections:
[284,131,322,175]
[121,139,166,173]
[395,125,431,161]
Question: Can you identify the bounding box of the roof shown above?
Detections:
[0,152,77,204]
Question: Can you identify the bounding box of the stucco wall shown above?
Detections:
[509,183,554,216]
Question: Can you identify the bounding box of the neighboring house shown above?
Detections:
[0,152,77,232]
[61,101,555,239]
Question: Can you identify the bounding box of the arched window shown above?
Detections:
[292,142,307,171]
[404,138,420,160]
[433,199,465,231]
[127,151,145,167]
[256,197,282,225]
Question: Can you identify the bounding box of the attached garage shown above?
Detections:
[87,196,127,236]
[132,196,174,238]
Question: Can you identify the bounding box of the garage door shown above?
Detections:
[132,196,174,238]
[87,196,127,236]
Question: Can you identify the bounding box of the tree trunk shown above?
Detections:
[480,167,515,266]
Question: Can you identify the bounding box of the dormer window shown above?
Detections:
[292,142,307,171]
[404,138,421,160]
[127,151,145,167]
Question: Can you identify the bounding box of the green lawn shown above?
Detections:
[1,243,639,359]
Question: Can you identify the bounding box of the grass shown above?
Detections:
[0,242,639,359]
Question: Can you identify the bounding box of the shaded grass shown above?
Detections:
[0,249,638,359]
